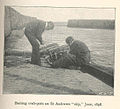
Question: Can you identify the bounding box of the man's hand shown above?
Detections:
[41,41,45,45]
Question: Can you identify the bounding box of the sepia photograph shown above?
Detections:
[3,6,115,95]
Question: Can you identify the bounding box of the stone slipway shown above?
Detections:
[3,64,113,95]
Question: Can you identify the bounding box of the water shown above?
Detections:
[14,26,115,68]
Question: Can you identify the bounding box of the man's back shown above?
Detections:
[25,20,46,36]
[70,40,90,56]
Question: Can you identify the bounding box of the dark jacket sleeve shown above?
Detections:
[36,21,46,44]
[69,42,78,55]
[37,35,43,44]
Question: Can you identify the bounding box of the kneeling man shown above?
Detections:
[50,36,91,68]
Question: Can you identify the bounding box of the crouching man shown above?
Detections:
[49,36,91,69]
[24,20,54,65]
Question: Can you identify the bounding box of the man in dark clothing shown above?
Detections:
[24,20,54,65]
[66,36,90,66]
[50,36,90,68]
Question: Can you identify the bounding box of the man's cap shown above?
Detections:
[47,21,54,29]
[65,36,74,44]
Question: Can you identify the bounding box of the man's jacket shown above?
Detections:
[69,40,90,65]
[25,20,46,44]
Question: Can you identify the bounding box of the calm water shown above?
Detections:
[14,26,115,68]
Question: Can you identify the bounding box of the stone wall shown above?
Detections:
[4,6,37,50]
[4,6,37,37]
[67,19,115,29]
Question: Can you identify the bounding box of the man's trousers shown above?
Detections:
[24,29,41,65]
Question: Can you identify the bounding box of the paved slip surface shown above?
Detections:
[3,63,113,95]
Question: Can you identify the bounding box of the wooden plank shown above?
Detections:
[81,63,114,87]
